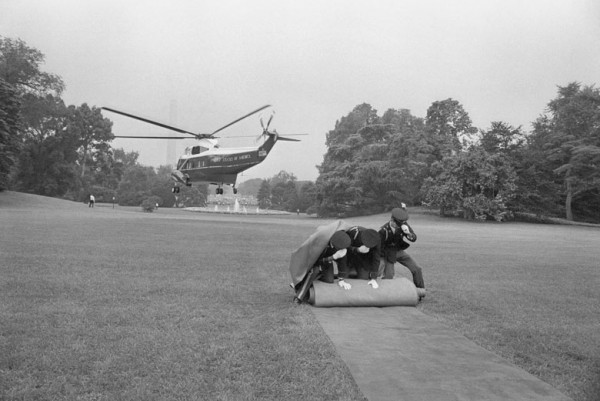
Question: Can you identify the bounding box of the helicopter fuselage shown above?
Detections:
[173,133,277,186]
[101,104,300,193]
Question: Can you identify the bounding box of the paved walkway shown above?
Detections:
[313,307,572,401]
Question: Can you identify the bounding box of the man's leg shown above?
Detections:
[355,265,370,280]
[318,263,335,283]
[295,266,321,303]
[396,250,425,288]
[382,248,396,279]
[295,261,335,303]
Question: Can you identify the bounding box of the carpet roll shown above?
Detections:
[308,277,419,307]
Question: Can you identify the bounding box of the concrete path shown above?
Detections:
[313,307,572,401]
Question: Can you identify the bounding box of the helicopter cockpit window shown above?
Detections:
[191,146,208,155]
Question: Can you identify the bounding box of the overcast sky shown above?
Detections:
[2,0,599,182]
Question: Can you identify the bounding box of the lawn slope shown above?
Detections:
[1,191,598,401]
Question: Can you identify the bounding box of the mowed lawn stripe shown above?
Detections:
[1,197,366,401]
[1,193,599,401]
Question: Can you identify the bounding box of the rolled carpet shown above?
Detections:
[308,277,419,307]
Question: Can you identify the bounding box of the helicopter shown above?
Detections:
[101,105,302,194]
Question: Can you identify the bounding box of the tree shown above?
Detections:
[297,181,317,213]
[112,147,140,182]
[480,121,524,155]
[75,148,140,203]
[174,185,207,208]
[510,129,562,216]
[270,170,297,187]
[12,95,79,196]
[257,179,271,209]
[66,103,113,179]
[268,171,297,211]
[383,108,431,205]
[0,36,64,97]
[477,122,551,215]
[425,98,477,160]
[152,165,207,208]
[316,105,435,216]
[237,178,263,196]
[422,146,517,220]
[325,103,379,149]
[1,37,75,195]
[0,78,21,190]
[316,104,386,216]
[116,165,157,206]
[531,83,600,221]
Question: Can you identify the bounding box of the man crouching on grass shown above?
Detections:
[293,230,351,303]
[345,226,381,289]
[379,205,427,300]
[290,220,357,304]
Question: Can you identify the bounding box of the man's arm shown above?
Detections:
[401,223,417,242]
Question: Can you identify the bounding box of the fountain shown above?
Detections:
[183,197,291,215]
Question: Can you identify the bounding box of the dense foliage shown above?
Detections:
[0,36,207,207]
[0,78,21,190]
[314,90,600,222]
[255,171,317,213]
[528,83,600,221]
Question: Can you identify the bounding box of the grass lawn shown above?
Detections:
[1,192,599,401]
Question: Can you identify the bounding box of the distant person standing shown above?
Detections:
[378,205,426,300]
[89,194,95,208]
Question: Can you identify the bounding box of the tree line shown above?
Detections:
[0,36,206,208]
[255,91,599,223]
[313,89,600,222]
[2,36,599,222]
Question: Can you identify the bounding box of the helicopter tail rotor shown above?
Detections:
[257,111,278,141]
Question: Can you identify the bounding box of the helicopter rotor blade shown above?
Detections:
[102,107,200,138]
[225,134,308,139]
[113,135,192,139]
[265,113,274,131]
[275,136,301,142]
[210,105,271,136]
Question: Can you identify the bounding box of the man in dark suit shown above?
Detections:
[345,226,381,289]
[291,228,352,303]
[379,206,426,300]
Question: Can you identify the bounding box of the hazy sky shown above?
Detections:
[2,0,599,182]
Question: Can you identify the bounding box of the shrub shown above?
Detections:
[141,198,156,212]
